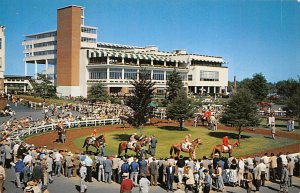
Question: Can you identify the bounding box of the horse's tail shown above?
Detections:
[170,145,174,156]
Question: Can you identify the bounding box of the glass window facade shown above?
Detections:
[153,70,164,80]
[200,70,219,81]
[124,69,137,80]
[109,68,122,79]
[90,69,107,79]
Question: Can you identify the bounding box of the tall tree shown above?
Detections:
[88,82,108,102]
[166,69,183,102]
[166,88,193,130]
[31,74,56,98]
[276,78,299,99]
[221,89,260,141]
[126,69,155,129]
[247,73,269,102]
[286,86,300,122]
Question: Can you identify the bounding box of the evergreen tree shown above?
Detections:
[166,69,183,103]
[126,69,155,129]
[166,88,193,130]
[88,82,109,102]
[221,89,260,141]
[286,86,300,122]
[247,73,269,102]
[276,78,299,99]
[31,74,56,98]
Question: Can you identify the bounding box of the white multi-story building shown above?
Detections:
[22,5,228,97]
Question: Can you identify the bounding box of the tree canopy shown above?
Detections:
[87,82,109,102]
[31,74,56,98]
[276,78,299,99]
[286,86,300,122]
[166,69,184,103]
[166,88,193,129]
[126,69,155,129]
[247,73,269,102]
[221,88,260,140]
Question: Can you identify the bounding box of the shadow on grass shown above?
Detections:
[157,126,189,131]
[112,134,131,141]
[208,132,251,139]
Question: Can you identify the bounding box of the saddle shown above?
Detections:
[223,145,232,151]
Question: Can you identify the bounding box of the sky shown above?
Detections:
[0,0,299,83]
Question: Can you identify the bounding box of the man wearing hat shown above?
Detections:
[139,173,150,193]
[120,172,133,193]
[79,162,87,193]
[203,169,212,193]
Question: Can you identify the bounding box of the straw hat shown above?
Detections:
[122,172,129,177]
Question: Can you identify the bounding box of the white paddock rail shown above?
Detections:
[10,118,121,140]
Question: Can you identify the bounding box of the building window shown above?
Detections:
[153,70,164,80]
[34,41,57,48]
[200,70,219,81]
[124,69,137,80]
[33,50,57,56]
[188,75,193,81]
[81,37,96,43]
[180,73,187,81]
[109,68,122,79]
[81,27,97,34]
[90,69,107,79]
[0,38,2,49]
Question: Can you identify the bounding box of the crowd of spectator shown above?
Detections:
[0,136,299,193]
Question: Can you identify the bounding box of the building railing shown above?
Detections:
[9,118,121,140]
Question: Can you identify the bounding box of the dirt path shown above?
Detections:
[24,118,300,156]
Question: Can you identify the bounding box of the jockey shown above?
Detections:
[183,134,192,149]
[129,133,137,148]
[91,129,97,143]
[223,136,230,152]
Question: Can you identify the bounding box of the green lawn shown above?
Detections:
[74,126,298,159]
[259,118,299,134]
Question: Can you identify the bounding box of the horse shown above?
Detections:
[211,140,240,158]
[118,137,148,157]
[82,135,106,152]
[170,138,202,159]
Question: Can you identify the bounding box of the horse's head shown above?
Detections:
[97,135,105,143]
[192,138,202,147]
[232,140,239,148]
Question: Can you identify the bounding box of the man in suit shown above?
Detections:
[166,162,175,192]
[149,158,158,186]
[103,158,113,184]
[149,135,158,156]
[139,157,148,176]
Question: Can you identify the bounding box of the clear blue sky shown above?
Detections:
[0,0,299,83]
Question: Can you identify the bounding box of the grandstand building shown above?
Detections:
[22,5,228,97]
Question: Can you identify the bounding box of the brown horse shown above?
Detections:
[118,137,148,156]
[82,135,105,152]
[211,140,240,157]
[170,138,202,159]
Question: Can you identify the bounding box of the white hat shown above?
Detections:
[122,172,129,177]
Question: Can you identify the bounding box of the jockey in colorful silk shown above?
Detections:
[223,136,230,152]
[129,133,137,148]
[183,134,192,149]
[91,129,97,143]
